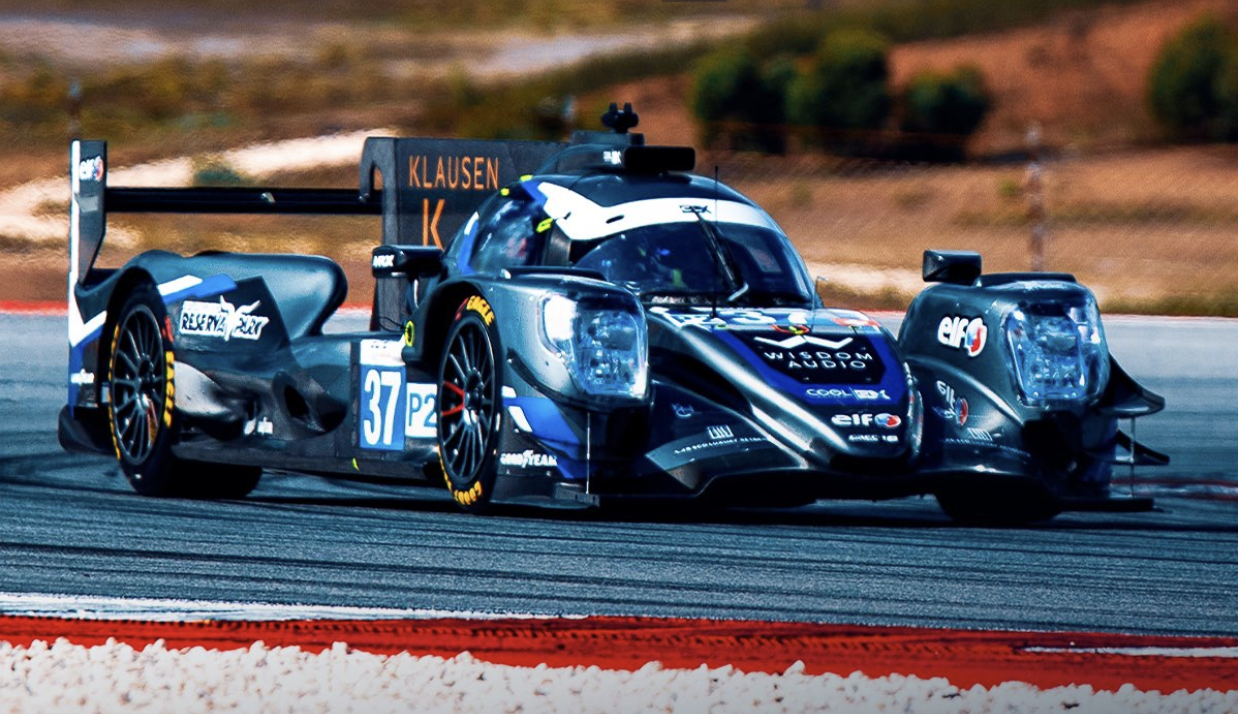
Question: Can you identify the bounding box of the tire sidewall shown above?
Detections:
[437,296,503,511]
[107,285,179,495]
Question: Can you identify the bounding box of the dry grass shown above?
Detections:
[726,147,1238,314]
[889,0,1238,154]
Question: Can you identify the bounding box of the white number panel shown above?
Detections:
[359,365,405,451]
[405,383,437,439]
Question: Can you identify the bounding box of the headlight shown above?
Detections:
[1003,295,1109,408]
[541,295,648,399]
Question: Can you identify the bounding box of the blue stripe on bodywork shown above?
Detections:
[509,396,580,446]
[508,396,585,481]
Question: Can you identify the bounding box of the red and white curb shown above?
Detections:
[1,594,1236,713]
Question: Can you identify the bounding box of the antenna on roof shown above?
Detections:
[600,102,639,135]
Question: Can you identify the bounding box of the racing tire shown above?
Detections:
[107,285,182,496]
[107,285,262,499]
[436,296,502,513]
[934,483,1062,526]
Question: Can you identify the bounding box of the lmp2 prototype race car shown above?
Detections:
[58,104,1168,524]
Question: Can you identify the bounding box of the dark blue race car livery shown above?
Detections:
[59,104,1167,523]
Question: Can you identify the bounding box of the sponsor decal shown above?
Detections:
[464,295,495,326]
[848,434,881,443]
[403,321,416,347]
[748,333,879,384]
[965,428,995,443]
[77,156,104,182]
[360,339,404,367]
[937,315,987,357]
[500,450,558,468]
[830,413,902,429]
[70,369,95,385]
[257,418,274,436]
[754,334,853,351]
[672,403,695,418]
[650,307,779,328]
[603,150,623,166]
[407,154,500,192]
[832,315,880,328]
[178,297,270,342]
[936,381,969,426]
[805,387,853,400]
[804,387,891,402]
[371,253,395,270]
[772,324,811,336]
[671,434,765,457]
[706,425,734,440]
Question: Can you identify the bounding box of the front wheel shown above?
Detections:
[436,297,502,512]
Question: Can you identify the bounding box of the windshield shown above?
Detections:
[570,222,815,307]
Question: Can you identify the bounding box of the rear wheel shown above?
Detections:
[108,286,179,496]
[107,285,260,499]
[436,297,501,512]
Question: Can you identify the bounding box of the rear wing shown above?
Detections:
[70,136,565,327]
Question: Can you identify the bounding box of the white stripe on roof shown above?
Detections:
[537,183,781,241]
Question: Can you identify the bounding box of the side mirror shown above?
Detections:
[923,249,982,285]
[372,245,443,279]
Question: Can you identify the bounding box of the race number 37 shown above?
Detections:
[360,365,405,451]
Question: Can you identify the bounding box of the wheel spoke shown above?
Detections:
[141,319,159,357]
[114,394,139,418]
[124,328,142,365]
[446,353,466,385]
[115,350,138,375]
[443,420,466,449]
[133,409,148,458]
[457,333,473,374]
[116,411,135,440]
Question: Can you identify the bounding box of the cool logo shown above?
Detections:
[937,315,987,357]
[830,413,902,429]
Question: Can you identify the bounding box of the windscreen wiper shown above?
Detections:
[687,209,749,304]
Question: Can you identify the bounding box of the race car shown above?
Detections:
[58,104,1168,524]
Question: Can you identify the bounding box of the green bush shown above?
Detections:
[1147,17,1236,140]
[898,64,991,160]
[691,48,788,151]
[786,29,891,150]
[191,155,249,187]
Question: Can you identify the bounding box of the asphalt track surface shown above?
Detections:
[1,311,1236,637]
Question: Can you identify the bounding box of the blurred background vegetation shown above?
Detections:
[2,0,1238,315]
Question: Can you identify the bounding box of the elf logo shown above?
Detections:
[830,413,902,429]
[937,315,987,357]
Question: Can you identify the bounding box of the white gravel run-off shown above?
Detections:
[1,639,1235,714]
